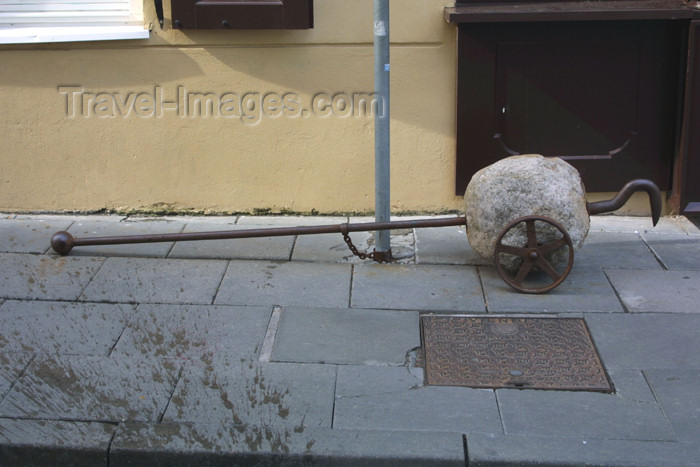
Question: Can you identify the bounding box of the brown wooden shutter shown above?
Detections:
[171,0,313,29]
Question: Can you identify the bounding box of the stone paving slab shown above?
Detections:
[305,226,415,264]
[689,216,700,231]
[237,216,348,226]
[338,217,426,261]
[644,369,700,443]
[642,234,700,270]
[351,263,485,312]
[496,369,675,440]
[14,214,125,223]
[291,231,372,263]
[585,313,700,370]
[414,225,490,266]
[0,418,115,467]
[0,218,73,254]
[0,300,134,355]
[112,303,271,360]
[605,269,700,313]
[168,223,295,260]
[673,216,699,234]
[111,423,466,467]
[575,232,661,269]
[214,260,351,308]
[481,266,624,313]
[270,307,420,365]
[155,215,240,225]
[0,353,33,399]
[466,432,700,467]
[65,219,185,257]
[333,365,501,433]
[589,215,695,235]
[1,213,699,466]
[0,253,104,301]
[80,257,228,305]
[379,229,416,262]
[164,361,336,429]
[0,355,180,423]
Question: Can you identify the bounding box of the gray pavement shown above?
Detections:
[1,212,700,466]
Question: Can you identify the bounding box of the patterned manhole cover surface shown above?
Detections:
[421,316,611,391]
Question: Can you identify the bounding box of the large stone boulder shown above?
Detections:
[464,154,589,270]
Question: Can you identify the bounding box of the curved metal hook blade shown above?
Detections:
[587,179,662,226]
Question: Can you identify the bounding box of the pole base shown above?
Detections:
[372,249,393,263]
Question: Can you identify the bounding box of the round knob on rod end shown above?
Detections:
[51,231,74,255]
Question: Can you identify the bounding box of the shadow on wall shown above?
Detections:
[0,46,204,89]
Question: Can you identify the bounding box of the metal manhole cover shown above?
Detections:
[421,316,611,392]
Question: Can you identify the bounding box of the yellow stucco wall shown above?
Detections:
[0,0,462,214]
[0,0,666,216]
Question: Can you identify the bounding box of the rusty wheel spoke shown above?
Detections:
[539,237,569,256]
[526,219,538,247]
[536,256,562,281]
[513,259,535,285]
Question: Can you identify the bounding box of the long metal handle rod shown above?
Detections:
[51,216,467,255]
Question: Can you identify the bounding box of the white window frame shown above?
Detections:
[0,0,148,44]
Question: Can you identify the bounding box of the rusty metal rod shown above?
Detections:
[51,216,467,255]
[586,179,662,226]
[50,178,663,256]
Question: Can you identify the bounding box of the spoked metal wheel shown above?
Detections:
[493,215,574,294]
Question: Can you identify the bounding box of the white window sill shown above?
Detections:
[0,25,149,44]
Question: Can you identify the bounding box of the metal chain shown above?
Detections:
[342,231,376,261]
[340,223,376,261]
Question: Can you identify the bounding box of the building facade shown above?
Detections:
[1,1,697,215]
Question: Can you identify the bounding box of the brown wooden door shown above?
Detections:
[456,20,685,194]
[675,20,700,215]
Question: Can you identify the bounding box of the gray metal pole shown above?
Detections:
[374,0,391,257]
